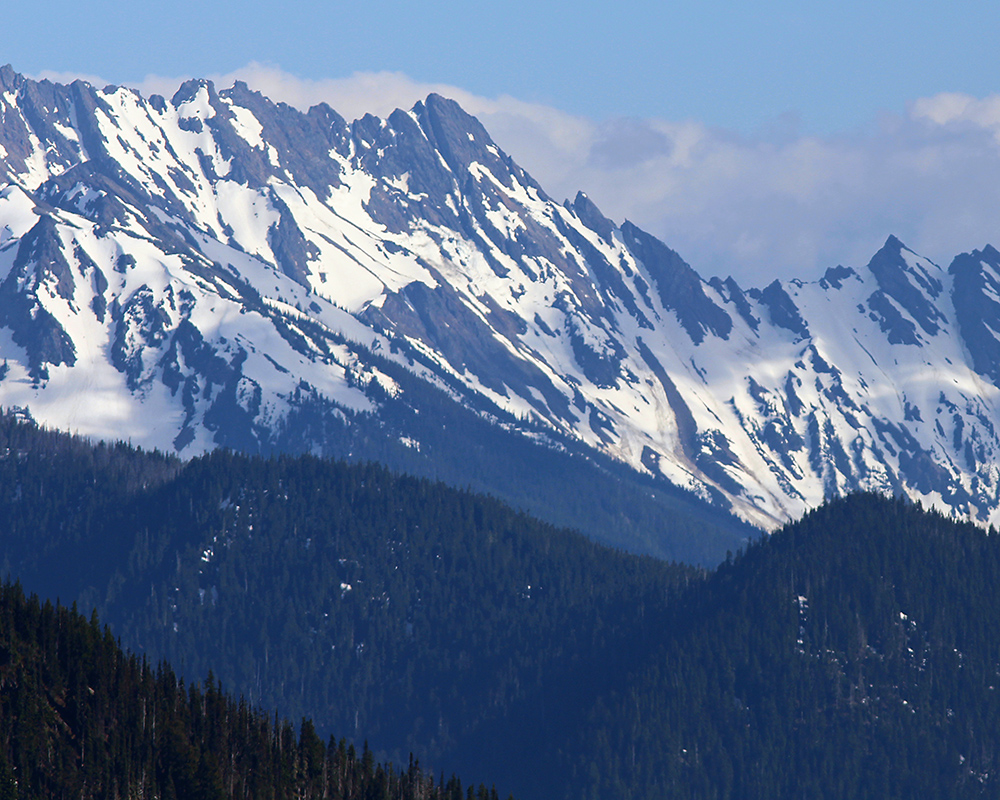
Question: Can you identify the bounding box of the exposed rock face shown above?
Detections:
[0,67,997,529]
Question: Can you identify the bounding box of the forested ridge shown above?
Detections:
[0,581,509,799]
[556,493,1000,799]
[2,415,1000,798]
[0,413,701,797]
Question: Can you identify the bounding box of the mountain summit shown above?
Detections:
[0,67,996,531]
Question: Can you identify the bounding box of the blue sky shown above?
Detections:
[9,1,1000,281]
[12,0,998,133]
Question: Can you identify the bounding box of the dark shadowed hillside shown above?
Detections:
[0,581,510,800]
[2,415,1000,799]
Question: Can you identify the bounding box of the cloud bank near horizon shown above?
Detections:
[33,64,1000,285]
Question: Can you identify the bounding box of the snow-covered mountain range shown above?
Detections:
[0,65,998,531]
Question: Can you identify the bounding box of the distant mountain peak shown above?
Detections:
[0,66,995,533]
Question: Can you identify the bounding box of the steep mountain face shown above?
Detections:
[0,65,997,530]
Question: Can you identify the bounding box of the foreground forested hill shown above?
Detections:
[2,414,1000,799]
[0,581,507,800]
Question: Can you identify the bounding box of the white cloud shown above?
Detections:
[490,99,1000,285]
[911,93,1000,133]
[25,65,1000,286]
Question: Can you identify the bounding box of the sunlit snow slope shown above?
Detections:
[0,65,998,529]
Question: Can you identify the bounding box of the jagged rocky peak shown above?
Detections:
[948,243,1000,383]
[864,235,947,342]
[619,220,733,343]
[758,280,810,339]
[0,64,23,91]
[0,68,92,185]
[2,65,1000,533]
[413,93,527,189]
[571,191,615,243]
[818,264,856,290]
[171,77,217,108]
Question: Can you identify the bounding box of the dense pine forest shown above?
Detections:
[2,413,1000,798]
[0,415,700,779]
[557,494,1000,799]
[0,581,508,799]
